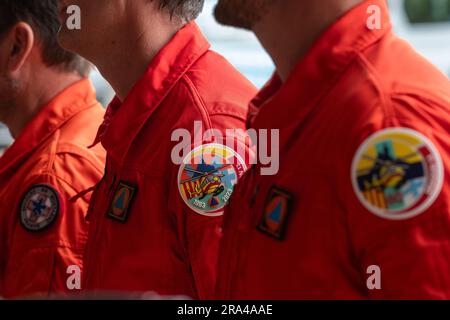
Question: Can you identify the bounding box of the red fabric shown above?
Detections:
[216,0,450,299]
[0,79,106,298]
[83,22,257,299]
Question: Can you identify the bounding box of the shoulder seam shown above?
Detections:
[54,143,104,176]
[44,130,60,173]
[20,171,82,197]
[180,74,213,130]
[354,52,399,127]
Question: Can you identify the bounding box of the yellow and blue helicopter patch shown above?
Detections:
[178,143,247,216]
[352,128,443,220]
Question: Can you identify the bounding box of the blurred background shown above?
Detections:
[1,0,449,155]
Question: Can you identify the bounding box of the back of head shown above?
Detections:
[158,0,205,23]
[0,0,91,77]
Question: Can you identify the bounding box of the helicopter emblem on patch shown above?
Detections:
[352,128,443,220]
[178,143,247,216]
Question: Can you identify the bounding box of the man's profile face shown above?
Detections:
[57,0,123,59]
[214,0,276,30]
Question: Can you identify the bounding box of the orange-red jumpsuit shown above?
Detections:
[216,0,450,299]
[83,22,257,299]
[0,79,105,298]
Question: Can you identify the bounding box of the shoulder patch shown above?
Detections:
[20,185,60,232]
[351,127,444,220]
[178,143,247,216]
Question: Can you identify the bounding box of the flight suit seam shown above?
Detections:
[354,53,399,127]
[209,112,248,123]
[54,143,104,176]
[38,170,89,201]
[45,130,60,173]
[180,75,213,131]
[390,89,449,107]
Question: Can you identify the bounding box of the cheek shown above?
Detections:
[80,3,114,33]
[0,82,13,113]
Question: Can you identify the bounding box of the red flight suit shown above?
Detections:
[83,22,257,299]
[216,0,450,299]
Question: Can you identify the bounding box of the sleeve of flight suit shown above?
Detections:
[168,114,253,300]
[3,150,101,298]
[342,95,450,299]
[0,197,7,296]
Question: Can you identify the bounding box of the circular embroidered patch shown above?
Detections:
[178,143,247,216]
[20,185,60,232]
[351,128,444,220]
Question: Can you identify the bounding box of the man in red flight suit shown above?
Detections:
[0,0,105,298]
[57,0,256,298]
[214,0,450,299]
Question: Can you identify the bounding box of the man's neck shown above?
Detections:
[92,11,182,101]
[6,70,81,138]
[253,0,364,82]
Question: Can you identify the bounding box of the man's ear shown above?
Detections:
[4,22,35,75]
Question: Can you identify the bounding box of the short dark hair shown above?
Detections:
[0,0,91,77]
[158,0,205,22]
